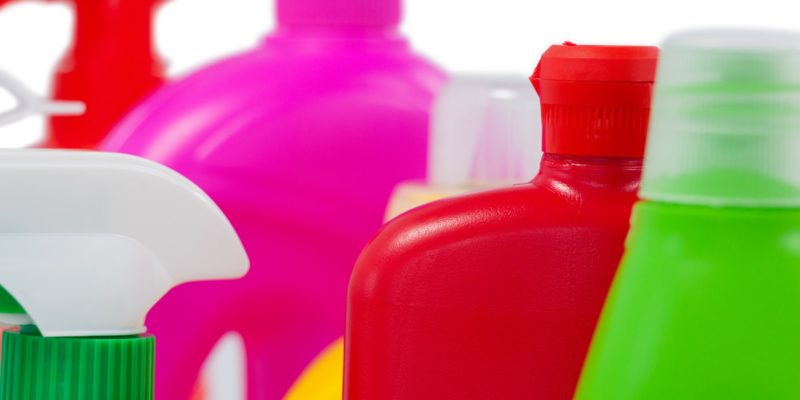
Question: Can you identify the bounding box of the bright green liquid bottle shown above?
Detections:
[577,202,800,398]
[576,30,800,399]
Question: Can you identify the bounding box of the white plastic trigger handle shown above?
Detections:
[0,69,84,127]
[0,151,249,337]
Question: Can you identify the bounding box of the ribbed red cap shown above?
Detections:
[531,43,658,158]
[277,0,401,27]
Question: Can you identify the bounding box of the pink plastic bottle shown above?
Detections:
[100,0,445,399]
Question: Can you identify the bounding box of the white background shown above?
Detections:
[0,2,796,397]
[0,0,798,146]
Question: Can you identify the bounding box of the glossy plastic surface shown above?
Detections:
[0,0,165,149]
[576,202,800,398]
[101,24,445,400]
[345,154,642,399]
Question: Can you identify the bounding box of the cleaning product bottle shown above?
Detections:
[345,43,657,400]
[0,0,165,148]
[385,74,541,219]
[0,150,248,399]
[100,0,445,398]
[285,73,541,400]
[576,30,800,399]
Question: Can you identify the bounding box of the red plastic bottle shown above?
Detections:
[0,0,165,149]
[345,44,657,399]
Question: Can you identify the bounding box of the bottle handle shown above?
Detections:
[0,69,84,127]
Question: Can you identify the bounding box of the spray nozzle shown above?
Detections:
[0,69,84,128]
[0,150,249,337]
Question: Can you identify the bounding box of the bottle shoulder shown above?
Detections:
[145,44,444,100]
[126,49,442,111]
[352,182,636,288]
[349,182,636,311]
[627,201,800,261]
[379,181,638,241]
[102,47,445,159]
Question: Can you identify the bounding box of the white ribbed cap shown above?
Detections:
[642,30,800,207]
[429,75,541,186]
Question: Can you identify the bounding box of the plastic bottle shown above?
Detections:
[0,150,248,399]
[285,74,541,400]
[576,30,800,399]
[100,0,445,398]
[0,0,165,148]
[344,43,657,400]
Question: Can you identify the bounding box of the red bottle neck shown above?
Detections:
[70,0,161,63]
[534,153,643,194]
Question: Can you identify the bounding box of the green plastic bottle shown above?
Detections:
[576,30,800,399]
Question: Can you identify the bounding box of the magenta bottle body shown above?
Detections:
[101,27,445,399]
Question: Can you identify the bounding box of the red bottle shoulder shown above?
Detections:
[350,177,638,308]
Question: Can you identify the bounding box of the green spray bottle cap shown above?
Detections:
[0,151,249,399]
[641,30,800,207]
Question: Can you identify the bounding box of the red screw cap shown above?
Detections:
[531,43,658,158]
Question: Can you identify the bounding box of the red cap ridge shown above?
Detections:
[531,43,658,158]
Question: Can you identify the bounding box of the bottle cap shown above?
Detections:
[430,75,541,186]
[277,0,400,27]
[641,30,800,207]
[531,43,658,157]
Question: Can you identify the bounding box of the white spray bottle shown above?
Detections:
[0,150,248,399]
